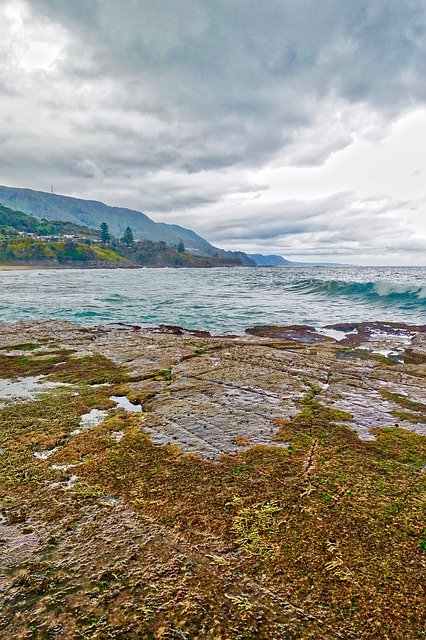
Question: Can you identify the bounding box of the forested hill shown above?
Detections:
[0,185,254,265]
[0,204,247,268]
[0,203,98,237]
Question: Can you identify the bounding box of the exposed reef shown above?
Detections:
[0,320,425,639]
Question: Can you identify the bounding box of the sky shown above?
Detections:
[0,0,425,265]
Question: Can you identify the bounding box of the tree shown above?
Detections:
[121,226,134,246]
[176,240,185,253]
[100,222,110,244]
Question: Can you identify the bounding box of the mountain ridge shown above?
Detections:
[0,203,247,268]
[248,254,293,266]
[0,185,254,265]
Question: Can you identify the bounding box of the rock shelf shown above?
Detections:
[0,320,424,639]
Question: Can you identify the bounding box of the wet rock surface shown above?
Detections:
[0,320,425,639]
[1,320,424,452]
[0,500,333,640]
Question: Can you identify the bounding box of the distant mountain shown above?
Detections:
[249,253,351,267]
[0,185,254,266]
[249,254,293,266]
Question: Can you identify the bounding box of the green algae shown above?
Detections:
[0,342,43,351]
[48,354,129,385]
[0,350,72,378]
[380,389,426,413]
[149,368,172,381]
[0,341,425,639]
[70,391,425,636]
[392,409,426,424]
[380,389,426,424]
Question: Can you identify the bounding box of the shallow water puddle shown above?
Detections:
[51,462,79,471]
[34,394,143,476]
[370,327,414,342]
[70,408,109,436]
[110,395,142,412]
[99,495,122,507]
[34,446,60,460]
[373,348,402,359]
[68,397,141,437]
[364,328,415,358]
[81,408,109,427]
[0,376,67,403]
[316,327,349,341]
[49,474,78,490]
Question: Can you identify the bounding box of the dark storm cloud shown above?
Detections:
[29,0,426,172]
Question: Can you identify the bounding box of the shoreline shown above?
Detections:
[1,317,424,349]
[0,263,165,271]
[0,263,253,271]
[0,263,129,271]
[0,264,42,270]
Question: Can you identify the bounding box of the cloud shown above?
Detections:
[165,191,426,264]
[0,0,425,264]
[201,192,355,239]
[9,0,426,171]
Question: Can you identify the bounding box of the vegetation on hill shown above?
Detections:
[0,205,246,268]
[122,239,243,267]
[0,184,255,264]
[0,203,97,238]
[0,237,126,266]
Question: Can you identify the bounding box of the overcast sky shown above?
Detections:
[1,0,425,264]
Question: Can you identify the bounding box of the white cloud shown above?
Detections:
[2,0,67,72]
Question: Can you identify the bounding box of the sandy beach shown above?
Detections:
[0,263,139,270]
[0,264,39,270]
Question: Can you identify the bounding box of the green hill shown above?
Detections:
[0,203,98,238]
[0,204,246,268]
[0,185,254,265]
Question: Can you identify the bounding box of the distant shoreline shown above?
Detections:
[0,263,131,271]
[0,264,37,270]
[0,263,253,271]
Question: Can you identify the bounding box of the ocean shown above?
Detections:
[0,266,424,334]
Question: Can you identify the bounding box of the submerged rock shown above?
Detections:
[245,324,333,343]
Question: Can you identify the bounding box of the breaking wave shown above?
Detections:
[288,279,426,309]
[0,266,424,331]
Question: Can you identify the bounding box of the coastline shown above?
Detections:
[0,262,156,270]
[0,262,252,270]
[0,264,139,271]
[0,264,42,270]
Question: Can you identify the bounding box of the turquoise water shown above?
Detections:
[0,266,424,334]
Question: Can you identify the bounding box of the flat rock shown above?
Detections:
[1,321,425,453]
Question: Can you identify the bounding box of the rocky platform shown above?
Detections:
[0,321,425,639]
